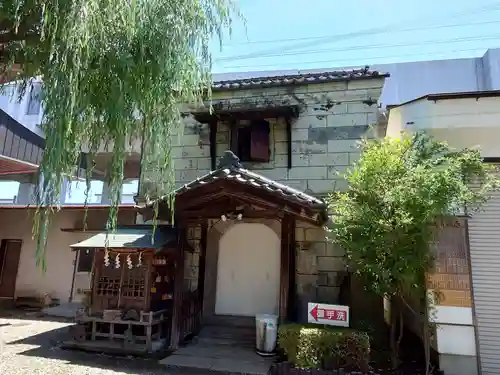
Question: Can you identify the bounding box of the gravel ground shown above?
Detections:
[0,311,174,375]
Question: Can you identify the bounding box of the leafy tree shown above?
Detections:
[0,0,236,269]
[327,132,497,371]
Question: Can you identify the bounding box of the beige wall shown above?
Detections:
[0,208,136,303]
[0,209,88,302]
[387,96,500,158]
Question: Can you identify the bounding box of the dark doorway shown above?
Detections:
[0,239,22,299]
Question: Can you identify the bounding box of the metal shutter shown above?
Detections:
[469,185,500,375]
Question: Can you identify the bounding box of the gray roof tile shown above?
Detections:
[212,67,387,91]
[175,151,326,209]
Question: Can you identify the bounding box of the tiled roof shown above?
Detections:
[212,67,387,91]
[174,150,326,210]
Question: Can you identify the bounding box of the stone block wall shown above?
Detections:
[150,77,386,321]
[294,220,345,322]
[167,78,385,195]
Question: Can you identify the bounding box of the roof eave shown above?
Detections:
[211,73,388,92]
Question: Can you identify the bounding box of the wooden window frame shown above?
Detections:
[230,120,271,163]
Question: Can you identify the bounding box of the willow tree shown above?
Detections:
[0,0,235,269]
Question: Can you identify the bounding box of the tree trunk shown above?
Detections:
[390,297,400,369]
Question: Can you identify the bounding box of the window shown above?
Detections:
[232,120,270,162]
[77,248,95,273]
[25,83,42,115]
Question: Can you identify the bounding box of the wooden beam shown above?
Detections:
[176,181,322,224]
[288,216,297,321]
[279,215,295,322]
[192,106,300,124]
[176,190,227,211]
[198,221,208,313]
[169,228,186,350]
[179,207,280,220]
[285,115,292,170]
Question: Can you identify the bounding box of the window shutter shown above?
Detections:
[250,120,270,162]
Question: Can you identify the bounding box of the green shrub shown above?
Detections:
[278,324,370,372]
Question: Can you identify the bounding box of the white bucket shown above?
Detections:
[255,314,278,356]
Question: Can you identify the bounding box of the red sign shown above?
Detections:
[308,303,349,327]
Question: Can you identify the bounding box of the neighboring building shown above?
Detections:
[0,205,136,306]
[387,90,500,375]
[0,78,44,139]
[94,192,136,204]
[0,108,43,179]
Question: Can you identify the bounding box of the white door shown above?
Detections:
[215,223,281,316]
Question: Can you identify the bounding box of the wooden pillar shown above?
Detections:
[285,115,292,170]
[279,214,295,322]
[198,221,208,313]
[288,217,297,321]
[169,227,186,350]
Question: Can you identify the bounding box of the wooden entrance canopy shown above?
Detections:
[136,150,328,226]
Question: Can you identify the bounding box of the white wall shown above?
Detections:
[0,79,44,138]
[387,96,500,157]
[0,207,137,303]
[0,209,91,302]
[215,223,281,316]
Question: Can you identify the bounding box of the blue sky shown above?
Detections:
[2,0,500,201]
[212,0,500,72]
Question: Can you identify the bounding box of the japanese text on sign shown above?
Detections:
[307,303,349,327]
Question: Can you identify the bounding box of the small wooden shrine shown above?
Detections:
[65,225,196,355]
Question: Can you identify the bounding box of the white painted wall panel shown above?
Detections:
[215,223,281,317]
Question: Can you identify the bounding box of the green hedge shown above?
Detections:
[278,324,370,372]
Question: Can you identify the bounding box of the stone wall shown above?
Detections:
[163,77,385,321]
[169,78,385,195]
[295,220,345,322]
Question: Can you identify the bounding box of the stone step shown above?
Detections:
[198,325,256,347]
[200,325,255,337]
[204,315,255,328]
[160,342,273,375]
[161,358,272,375]
[196,335,255,348]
